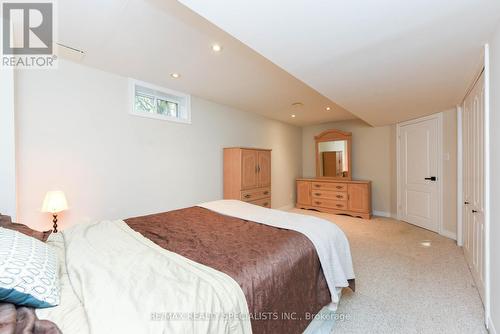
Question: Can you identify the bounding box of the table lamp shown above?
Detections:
[41,191,68,233]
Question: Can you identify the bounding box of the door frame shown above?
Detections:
[396,112,444,236]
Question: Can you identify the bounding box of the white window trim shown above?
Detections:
[128,78,191,124]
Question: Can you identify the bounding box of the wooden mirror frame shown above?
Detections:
[315,129,352,180]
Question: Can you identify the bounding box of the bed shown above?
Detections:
[1,200,355,334]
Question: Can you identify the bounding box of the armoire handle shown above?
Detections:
[472,210,478,213]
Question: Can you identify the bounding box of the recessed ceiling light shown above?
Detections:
[326,106,331,111]
[291,114,296,118]
[211,44,223,52]
[170,73,181,79]
[292,102,304,108]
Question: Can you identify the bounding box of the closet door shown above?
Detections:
[258,150,271,187]
[462,72,485,302]
[241,149,258,190]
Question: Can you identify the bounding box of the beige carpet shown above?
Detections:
[290,209,487,334]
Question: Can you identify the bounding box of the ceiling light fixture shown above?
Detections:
[211,44,223,52]
[291,114,296,118]
[326,106,331,111]
[170,73,181,79]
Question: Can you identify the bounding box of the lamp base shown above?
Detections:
[52,214,58,233]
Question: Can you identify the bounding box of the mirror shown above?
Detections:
[315,129,352,179]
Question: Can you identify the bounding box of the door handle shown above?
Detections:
[472,210,478,213]
[424,176,437,181]
[464,201,469,205]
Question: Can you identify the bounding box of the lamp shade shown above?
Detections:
[41,191,68,214]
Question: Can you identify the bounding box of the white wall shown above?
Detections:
[0,67,16,220]
[302,119,397,216]
[488,23,500,334]
[15,60,302,231]
[442,108,458,237]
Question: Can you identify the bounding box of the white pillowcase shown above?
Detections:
[0,227,60,308]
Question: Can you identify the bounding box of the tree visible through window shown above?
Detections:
[130,79,190,123]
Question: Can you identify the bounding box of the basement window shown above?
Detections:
[129,79,191,124]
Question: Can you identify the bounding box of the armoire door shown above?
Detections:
[462,71,485,302]
[258,150,271,187]
[241,149,258,190]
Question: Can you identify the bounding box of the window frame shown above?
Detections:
[128,78,191,124]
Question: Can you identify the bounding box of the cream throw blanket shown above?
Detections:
[37,220,251,334]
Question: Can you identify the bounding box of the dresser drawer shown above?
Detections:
[312,190,348,201]
[311,198,348,210]
[250,197,271,208]
[241,187,271,202]
[311,182,347,192]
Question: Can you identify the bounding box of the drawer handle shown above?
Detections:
[314,201,321,205]
[244,194,251,199]
[314,193,321,196]
[263,191,269,195]
[314,184,321,188]
[336,186,343,189]
[336,195,343,199]
[336,204,343,208]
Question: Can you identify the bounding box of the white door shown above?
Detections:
[398,116,440,232]
[462,72,485,302]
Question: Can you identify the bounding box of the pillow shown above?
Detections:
[0,227,60,308]
[0,214,52,242]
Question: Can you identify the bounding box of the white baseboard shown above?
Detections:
[489,316,498,334]
[372,210,396,218]
[276,203,294,211]
[440,229,457,240]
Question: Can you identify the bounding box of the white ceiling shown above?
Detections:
[55,0,355,126]
[179,0,500,126]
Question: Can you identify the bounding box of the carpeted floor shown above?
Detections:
[290,209,487,334]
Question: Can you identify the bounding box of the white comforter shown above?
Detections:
[37,220,251,334]
[198,200,355,303]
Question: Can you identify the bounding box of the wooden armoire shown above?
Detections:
[223,147,271,208]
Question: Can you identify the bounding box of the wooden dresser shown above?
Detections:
[296,178,371,219]
[223,147,271,208]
